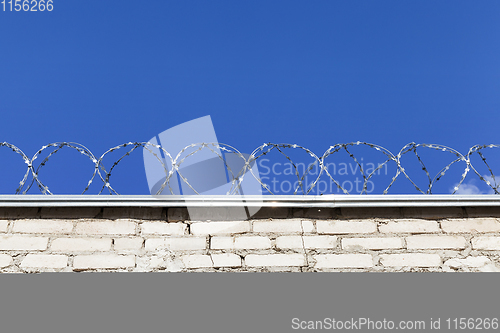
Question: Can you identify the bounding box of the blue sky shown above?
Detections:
[0,0,499,195]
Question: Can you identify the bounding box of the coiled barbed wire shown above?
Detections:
[0,141,498,195]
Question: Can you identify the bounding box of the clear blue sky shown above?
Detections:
[0,0,498,195]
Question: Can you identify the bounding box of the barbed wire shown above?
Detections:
[0,141,498,195]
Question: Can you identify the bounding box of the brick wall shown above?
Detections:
[1,206,500,272]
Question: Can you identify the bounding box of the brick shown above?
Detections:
[441,219,500,233]
[20,254,68,269]
[181,255,213,269]
[114,238,144,251]
[301,221,315,233]
[276,236,303,249]
[380,253,441,267]
[211,253,242,268]
[210,237,233,249]
[317,221,376,234]
[0,236,48,251]
[314,254,373,269]
[168,237,207,251]
[76,221,136,235]
[0,254,13,268]
[211,236,275,250]
[73,255,135,270]
[51,238,112,252]
[444,256,493,269]
[103,207,165,220]
[13,220,73,234]
[190,221,250,235]
[252,220,310,233]
[472,237,500,250]
[148,256,166,269]
[145,237,207,251]
[141,222,187,236]
[406,236,467,249]
[245,254,306,267]
[234,236,271,249]
[141,222,186,235]
[342,237,403,250]
[276,236,337,249]
[0,221,8,233]
[379,220,440,234]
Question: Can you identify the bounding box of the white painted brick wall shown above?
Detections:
[441,219,500,233]
[379,220,440,234]
[2,214,500,272]
[76,221,136,235]
[245,254,306,267]
[406,235,467,249]
[0,236,48,251]
[380,253,441,267]
[342,237,403,250]
[141,222,186,235]
[276,236,337,249]
[472,237,500,250]
[314,254,373,269]
[13,220,73,234]
[190,221,250,235]
[51,238,112,252]
[20,254,68,269]
[317,221,377,234]
[73,254,136,270]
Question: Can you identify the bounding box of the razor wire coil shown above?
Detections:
[0,141,498,195]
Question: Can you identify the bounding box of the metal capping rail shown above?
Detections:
[0,195,499,208]
[0,141,499,195]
